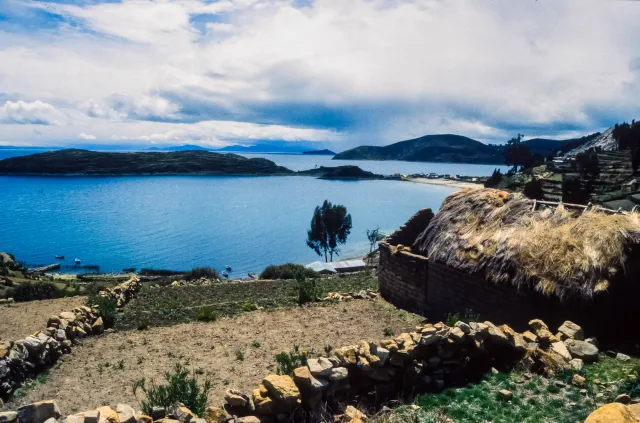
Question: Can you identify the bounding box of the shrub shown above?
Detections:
[275,345,308,376]
[260,263,318,280]
[8,281,60,302]
[523,178,544,200]
[484,168,503,188]
[139,269,185,277]
[239,301,258,312]
[86,295,118,328]
[297,277,318,305]
[195,306,218,322]
[183,267,219,281]
[132,364,212,417]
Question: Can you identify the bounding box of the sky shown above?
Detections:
[1,0,640,149]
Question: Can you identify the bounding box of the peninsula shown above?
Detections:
[302,149,336,156]
[0,149,293,176]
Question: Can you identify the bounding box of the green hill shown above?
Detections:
[333,134,503,164]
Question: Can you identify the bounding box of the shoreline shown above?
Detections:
[406,177,483,190]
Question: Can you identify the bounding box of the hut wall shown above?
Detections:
[378,242,429,314]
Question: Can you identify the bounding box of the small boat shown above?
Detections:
[221,271,229,278]
[74,258,81,264]
[55,255,65,260]
[248,272,258,280]
[225,265,232,271]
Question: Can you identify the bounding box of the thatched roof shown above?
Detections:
[413,189,640,299]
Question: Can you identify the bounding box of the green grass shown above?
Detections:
[12,372,49,398]
[116,272,377,330]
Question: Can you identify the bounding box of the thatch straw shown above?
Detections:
[413,189,640,299]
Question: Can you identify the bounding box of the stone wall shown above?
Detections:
[0,277,140,399]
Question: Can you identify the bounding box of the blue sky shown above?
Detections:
[1,0,640,149]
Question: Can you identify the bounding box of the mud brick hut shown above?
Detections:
[378,188,640,343]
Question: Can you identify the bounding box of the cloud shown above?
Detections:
[1,0,640,147]
[78,132,97,140]
[0,100,67,125]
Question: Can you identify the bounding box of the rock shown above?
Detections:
[235,418,261,423]
[329,367,349,381]
[224,389,249,408]
[584,403,640,423]
[149,408,165,421]
[92,318,104,335]
[572,374,587,388]
[566,340,599,363]
[334,346,358,366]
[497,389,513,401]
[293,367,328,393]
[0,342,11,358]
[59,312,76,323]
[307,357,333,377]
[0,412,18,423]
[394,333,418,358]
[343,406,366,423]
[550,341,572,362]
[534,328,558,346]
[82,410,100,423]
[135,416,152,423]
[528,319,548,332]
[499,324,527,353]
[484,322,509,346]
[43,418,57,423]
[454,321,471,334]
[379,339,398,353]
[97,407,120,423]
[115,405,135,423]
[630,404,640,419]
[18,401,62,423]
[23,336,46,353]
[617,395,633,405]
[252,385,275,415]
[375,347,390,366]
[570,358,584,372]
[448,327,466,343]
[617,353,632,362]
[203,407,228,423]
[170,406,194,423]
[263,375,300,406]
[64,415,84,423]
[586,337,600,348]
[557,321,584,341]
[190,419,206,423]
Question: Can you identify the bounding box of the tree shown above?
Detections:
[523,177,544,200]
[484,168,503,188]
[306,200,352,262]
[366,227,386,264]
[504,134,532,173]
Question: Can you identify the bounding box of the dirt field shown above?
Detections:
[0,296,87,342]
[8,300,421,415]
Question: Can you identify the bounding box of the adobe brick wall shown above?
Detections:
[378,243,429,314]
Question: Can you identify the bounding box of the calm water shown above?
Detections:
[0,175,456,277]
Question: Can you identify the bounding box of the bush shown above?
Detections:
[260,263,317,280]
[183,267,219,281]
[8,282,60,302]
[275,346,308,376]
[195,306,218,322]
[86,295,118,328]
[297,278,318,305]
[133,364,211,417]
[523,178,544,200]
[139,269,185,277]
[484,168,503,188]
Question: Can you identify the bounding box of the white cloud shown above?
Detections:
[1,0,640,147]
[0,100,68,125]
[78,132,97,140]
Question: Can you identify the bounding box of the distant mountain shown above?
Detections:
[563,130,615,156]
[0,149,293,176]
[214,142,313,154]
[524,133,601,157]
[333,134,503,164]
[146,144,211,152]
[302,149,336,156]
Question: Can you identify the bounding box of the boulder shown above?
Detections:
[528,319,548,332]
[454,321,471,334]
[617,353,632,362]
[59,312,76,323]
[81,410,100,423]
[23,336,46,354]
[0,412,18,423]
[115,405,136,423]
[64,415,84,423]
[18,401,61,423]
[566,340,599,363]
[497,389,513,401]
[334,346,358,366]
[224,389,249,408]
[616,394,632,405]
[584,403,640,423]
[97,407,120,423]
[499,324,527,353]
[262,375,300,406]
[329,367,349,381]
[629,404,640,419]
[522,331,537,344]
[307,357,333,377]
[557,321,584,341]
[550,342,572,362]
[92,318,104,335]
[293,367,328,393]
[570,358,584,372]
[252,385,275,415]
[170,406,194,423]
[484,322,509,346]
[343,406,366,423]
[203,407,228,423]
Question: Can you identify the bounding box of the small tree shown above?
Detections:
[366,227,385,265]
[306,200,352,262]
[484,168,503,188]
[504,134,532,173]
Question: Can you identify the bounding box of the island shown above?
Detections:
[302,149,336,156]
[333,134,504,164]
[297,165,384,180]
[0,149,293,176]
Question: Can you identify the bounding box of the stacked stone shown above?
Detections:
[0,277,141,400]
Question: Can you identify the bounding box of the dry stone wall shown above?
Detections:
[1,317,600,423]
[0,277,140,400]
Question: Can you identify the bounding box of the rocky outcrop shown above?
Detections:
[0,277,140,399]
[585,403,640,423]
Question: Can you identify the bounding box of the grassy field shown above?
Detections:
[395,355,640,423]
[116,272,378,329]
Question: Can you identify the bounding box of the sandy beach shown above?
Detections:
[407,177,483,190]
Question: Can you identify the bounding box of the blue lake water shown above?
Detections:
[0,150,507,277]
[0,175,457,277]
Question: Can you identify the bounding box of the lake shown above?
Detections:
[0,151,507,277]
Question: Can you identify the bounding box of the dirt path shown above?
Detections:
[0,296,87,342]
[8,300,421,415]
[407,177,483,190]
